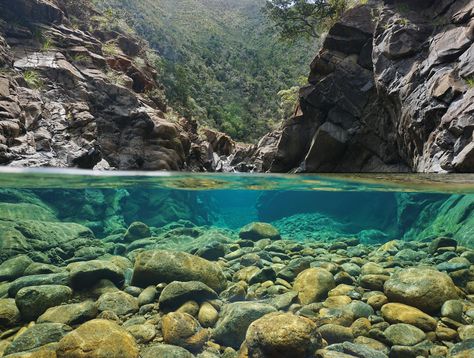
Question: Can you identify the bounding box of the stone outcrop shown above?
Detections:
[234,0,474,173]
[0,0,229,170]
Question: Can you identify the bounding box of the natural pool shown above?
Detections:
[0,169,473,357]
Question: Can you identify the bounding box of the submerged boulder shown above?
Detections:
[162,312,209,352]
[159,281,218,311]
[384,268,459,313]
[68,260,125,288]
[239,222,281,241]
[293,268,335,305]
[131,250,227,292]
[123,222,151,242]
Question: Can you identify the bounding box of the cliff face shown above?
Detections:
[236,0,474,173]
[0,0,234,171]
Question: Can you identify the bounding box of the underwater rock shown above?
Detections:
[383,323,426,346]
[384,268,460,313]
[131,250,227,292]
[15,284,73,321]
[318,324,354,344]
[4,322,71,355]
[293,268,335,305]
[125,323,156,344]
[68,260,125,289]
[159,281,218,312]
[381,303,437,331]
[213,301,277,349]
[162,311,210,352]
[56,319,139,358]
[141,344,194,358]
[96,291,139,316]
[37,300,98,325]
[448,340,474,358]
[0,298,20,328]
[238,222,281,241]
[242,312,322,358]
[441,300,464,322]
[429,237,458,254]
[0,255,33,281]
[123,221,151,242]
[8,272,70,297]
[198,301,219,328]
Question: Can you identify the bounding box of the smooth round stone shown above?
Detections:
[23,262,62,276]
[345,301,374,319]
[38,300,98,325]
[0,255,32,281]
[381,303,437,331]
[350,318,371,337]
[159,281,217,311]
[436,324,458,341]
[138,285,157,305]
[441,300,464,322]
[68,260,125,289]
[367,294,388,310]
[162,312,209,352]
[458,325,474,341]
[141,344,193,358]
[0,298,20,327]
[293,268,335,305]
[56,319,139,358]
[244,312,322,358]
[15,284,73,321]
[96,291,138,316]
[318,323,354,344]
[359,274,390,291]
[384,267,459,313]
[448,340,474,358]
[124,286,142,297]
[383,323,426,346]
[324,295,352,308]
[125,324,156,343]
[177,300,200,316]
[198,301,219,327]
[239,222,281,241]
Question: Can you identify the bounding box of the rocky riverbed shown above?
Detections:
[0,221,473,357]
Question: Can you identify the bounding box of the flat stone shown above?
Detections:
[68,260,125,289]
[96,291,138,316]
[381,303,437,331]
[38,300,98,325]
[159,281,217,311]
[384,323,426,346]
[0,255,33,281]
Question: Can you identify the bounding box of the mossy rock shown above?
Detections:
[239,222,281,241]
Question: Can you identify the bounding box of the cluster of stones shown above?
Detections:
[0,222,473,358]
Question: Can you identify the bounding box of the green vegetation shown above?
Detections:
[23,70,44,90]
[93,0,317,142]
[466,77,474,89]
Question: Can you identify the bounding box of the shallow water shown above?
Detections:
[1,169,474,357]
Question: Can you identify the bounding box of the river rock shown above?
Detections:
[213,301,276,348]
[198,301,219,327]
[96,291,138,316]
[38,300,98,325]
[384,268,459,313]
[131,250,227,292]
[4,323,71,355]
[381,303,437,331]
[293,268,335,304]
[383,323,426,346]
[239,222,281,241]
[0,255,33,281]
[123,222,151,242]
[15,284,73,321]
[0,298,20,327]
[8,272,71,297]
[56,319,139,357]
[441,300,464,322]
[68,260,125,288]
[159,281,218,311]
[448,339,474,358]
[243,312,322,358]
[162,311,209,352]
[141,344,194,358]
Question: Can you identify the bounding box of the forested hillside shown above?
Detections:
[92,0,317,141]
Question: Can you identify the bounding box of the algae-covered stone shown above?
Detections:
[124,221,151,242]
[68,260,125,288]
[448,340,474,358]
[384,267,459,313]
[159,281,218,311]
[0,255,32,281]
[15,284,73,321]
[383,323,426,346]
[244,312,322,358]
[38,301,98,325]
[4,323,71,355]
[0,298,20,328]
[162,311,209,352]
[381,303,437,331]
[131,250,227,292]
[97,291,138,316]
[141,344,194,358]
[293,268,335,304]
[213,301,276,348]
[56,319,139,358]
[8,272,70,297]
[239,222,281,241]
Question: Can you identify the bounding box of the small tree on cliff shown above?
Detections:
[264,0,358,40]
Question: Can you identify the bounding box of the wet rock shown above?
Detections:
[96,291,138,316]
[8,272,71,297]
[243,312,322,357]
[162,312,209,352]
[340,342,388,358]
[38,300,98,325]
[0,255,33,281]
[213,301,276,348]
[131,250,227,292]
[293,268,335,304]
[159,281,218,311]
[448,340,474,358]
[141,344,194,358]
[56,319,139,358]
[383,323,426,346]
[384,268,459,313]
[441,300,464,322]
[381,303,437,331]
[123,221,151,242]
[137,285,157,306]
[198,302,219,327]
[238,222,281,241]
[0,298,20,328]
[23,262,62,275]
[318,324,354,344]
[4,323,71,355]
[125,323,156,343]
[15,284,73,321]
[68,260,125,288]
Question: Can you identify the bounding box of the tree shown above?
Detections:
[264,0,355,40]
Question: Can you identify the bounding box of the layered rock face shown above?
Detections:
[0,0,233,171]
[236,0,474,173]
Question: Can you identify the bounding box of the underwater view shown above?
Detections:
[0,170,473,357]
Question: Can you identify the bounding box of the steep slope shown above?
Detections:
[235,0,474,173]
[93,0,316,142]
[0,0,237,171]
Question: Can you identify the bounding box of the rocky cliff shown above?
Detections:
[0,0,235,171]
[234,0,474,173]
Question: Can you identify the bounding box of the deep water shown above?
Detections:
[2,170,474,357]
